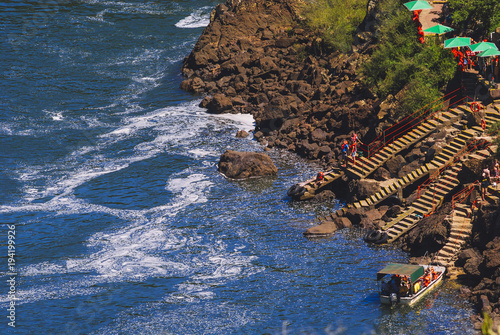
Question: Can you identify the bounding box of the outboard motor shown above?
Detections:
[390,293,398,306]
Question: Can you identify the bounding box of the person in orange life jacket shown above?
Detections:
[341,140,349,167]
[315,171,324,186]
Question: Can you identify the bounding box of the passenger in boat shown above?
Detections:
[315,171,324,186]
[430,267,437,281]
[423,269,432,287]
[399,276,410,297]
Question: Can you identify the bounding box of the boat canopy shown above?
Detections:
[376,263,424,283]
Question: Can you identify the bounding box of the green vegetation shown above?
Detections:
[482,312,500,335]
[302,0,367,53]
[448,0,500,36]
[362,0,456,116]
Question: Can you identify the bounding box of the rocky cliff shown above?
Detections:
[181,0,384,167]
[181,0,500,329]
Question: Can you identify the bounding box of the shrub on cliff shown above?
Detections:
[448,0,500,35]
[362,0,456,116]
[303,0,367,52]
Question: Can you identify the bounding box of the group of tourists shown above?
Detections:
[452,42,500,81]
[381,267,440,298]
[341,132,363,168]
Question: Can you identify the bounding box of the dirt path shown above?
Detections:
[420,3,444,32]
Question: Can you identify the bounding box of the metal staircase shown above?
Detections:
[380,145,491,243]
[347,108,464,179]
[324,127,478,220]
[382,164,463,243]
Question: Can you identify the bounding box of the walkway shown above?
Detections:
[324,123,477,221]
[382,146,492,243]
[288,104,466,200]
[434,203,473,266]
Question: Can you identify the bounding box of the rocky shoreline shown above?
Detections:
[180,0,500,329]
[181,0,386,168]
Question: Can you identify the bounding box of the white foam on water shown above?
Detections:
[0,278,105,305]
[212,112,256,131]
[84,0,174,16]
[175,6,212,29]
[188,148,216,158]
[0,123,13,135]
[1,96,266,307]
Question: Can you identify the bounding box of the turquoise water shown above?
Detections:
[1,1,475,333]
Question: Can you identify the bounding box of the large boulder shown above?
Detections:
[303,221,338,236]
[401,204,451,256]
[218,150,277,179]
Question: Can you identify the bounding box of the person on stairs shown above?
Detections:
[481,167,491,201]
[341,140,349,168]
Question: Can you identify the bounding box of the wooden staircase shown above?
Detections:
[434,203,473,267]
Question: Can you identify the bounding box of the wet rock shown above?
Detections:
[334,217,352,229]
[304,221,337,236]
[344,207,364,225]
[236,130,249,138]
[205,94,233,113]
[218,150,277,179]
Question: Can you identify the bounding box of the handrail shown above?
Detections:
[421,139,490,217]
[417,139,490,198]
[359,90,466,160]
[452,182,479,208]
[350,94,464,170]
[366,87,460,146]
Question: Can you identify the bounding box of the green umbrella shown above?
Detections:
[470,42,498,53]
[444,37,471,48]
[478,48,500,57]
[403,0,433,11]
[423,24,454,35]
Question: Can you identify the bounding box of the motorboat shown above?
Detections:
[377,263,446,305]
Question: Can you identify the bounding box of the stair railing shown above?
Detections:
[358,88,463,159]
[417,139,490,199]
[451,182,479,209]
